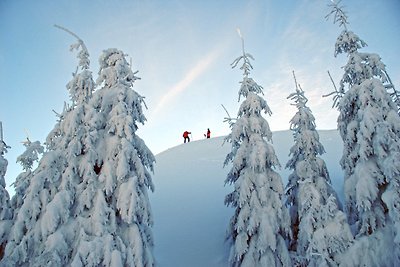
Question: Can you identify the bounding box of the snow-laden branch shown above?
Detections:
[52,102,71,122]
[323,70,344,109]
[287,71,308,107]
[54,24,90,70]
[221,104,236,128]
[54,24,88,55]
[139,95,148,110]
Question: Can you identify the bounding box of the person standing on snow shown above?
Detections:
[204,128,211,139]
[183,131,191,143]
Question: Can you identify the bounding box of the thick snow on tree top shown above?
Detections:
[150,130,343,267]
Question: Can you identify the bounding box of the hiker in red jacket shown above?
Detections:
[183,131,191,143]
[204,128,211,139]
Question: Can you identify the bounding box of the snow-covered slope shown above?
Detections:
[150,129,343,267]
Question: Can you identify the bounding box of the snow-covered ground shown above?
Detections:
[150,129,343,267]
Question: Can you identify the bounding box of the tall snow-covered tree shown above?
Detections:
[285,72,352,266]
[4,32,156,267]
[326,1,400,265]
[10,138,44,218]
[3,29,155,266]
[0,122,12,260]
[224,31,291,267]
[2,28,97,266]
[69,48,156,267]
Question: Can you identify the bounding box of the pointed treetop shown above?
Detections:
[230,29,265,102]
[326,0,349,30]
[287,71,308,108]
[55,25,95,106]
[326,0,367,56]
[17,137,44,172]
[54,24,90,70]
[231,29,254,77]
[236,28,245,56]
[21,129,31,145]
[292,70,300,92]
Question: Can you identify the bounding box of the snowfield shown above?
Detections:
[150,129,342,267]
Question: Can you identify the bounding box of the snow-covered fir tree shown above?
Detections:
[10,137,44,218]
[70,48,156,267]
[224,31,291,267]
[327,1,400,265]
[0,122,12,260]
[2,28,97,266]
[285,72,352,266]
[3,29,155,266]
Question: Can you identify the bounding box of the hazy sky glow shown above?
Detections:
[1,0,399,192]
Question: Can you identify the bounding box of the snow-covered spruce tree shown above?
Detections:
[285,72,352,266]
[10,138,44,218]
[69,48,156,267]
[224,32,291,267]
[326,1,400,265]
[2,28,97,266]
[3,32,155,267]
[0,122,12,260]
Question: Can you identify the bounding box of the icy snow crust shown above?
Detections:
[150,130,343,267]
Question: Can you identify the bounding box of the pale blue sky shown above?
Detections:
[1,0,399,192]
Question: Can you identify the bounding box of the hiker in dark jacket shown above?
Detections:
[204,128,211,139]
